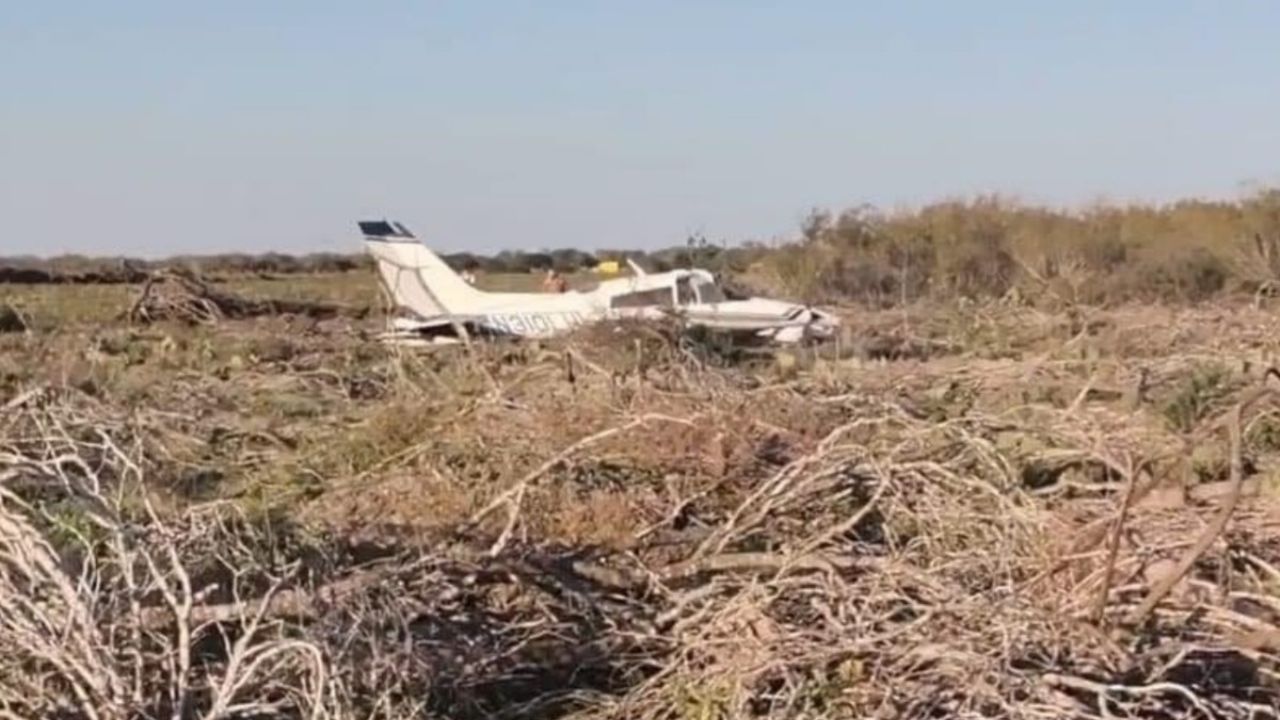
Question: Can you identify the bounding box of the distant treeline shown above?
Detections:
[0,245,737,284]
[7,188,1280,305]
[0,252,368,285]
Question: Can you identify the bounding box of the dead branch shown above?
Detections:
[1128,386,1280,626]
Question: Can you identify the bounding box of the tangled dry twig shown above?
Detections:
[0,398,330,719]
[3,321,1280,719]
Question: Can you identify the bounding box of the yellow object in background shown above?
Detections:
[595,260,620,275]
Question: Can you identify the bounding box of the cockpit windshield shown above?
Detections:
[695,281,726,304]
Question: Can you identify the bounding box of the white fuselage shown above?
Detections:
[452,271,702,338]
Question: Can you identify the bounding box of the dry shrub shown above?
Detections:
[7,292,1280,718]
[760,188,1280,307]
[0,388,666,719]
[127,268,366,326]
[0,303,29,333]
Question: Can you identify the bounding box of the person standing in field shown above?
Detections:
[542,268,568,293]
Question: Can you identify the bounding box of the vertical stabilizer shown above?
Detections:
[359,221,484,318]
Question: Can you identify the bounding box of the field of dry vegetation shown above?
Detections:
[4,195,1280,718]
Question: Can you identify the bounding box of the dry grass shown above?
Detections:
[1,274,1280,718]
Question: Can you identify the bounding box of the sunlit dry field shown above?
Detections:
[1,270,1279,718]
[0,271,607,327]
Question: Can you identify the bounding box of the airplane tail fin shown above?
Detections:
[359,220,484,318]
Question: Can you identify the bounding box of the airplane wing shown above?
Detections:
[665,304,840,344]
[379,313,523,346]
[673,306,823,330]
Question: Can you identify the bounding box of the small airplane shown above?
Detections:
[359,220,840,346]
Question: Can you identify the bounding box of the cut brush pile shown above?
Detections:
[1,299,1280,719]
[126,267,366,325]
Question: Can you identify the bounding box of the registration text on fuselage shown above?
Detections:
[482,310,592,335]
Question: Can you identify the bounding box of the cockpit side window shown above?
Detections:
[610,287,674,309]
[694,281,725,303]
[676,276,697,305]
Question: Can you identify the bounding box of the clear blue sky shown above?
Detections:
[3,2,1277,257]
